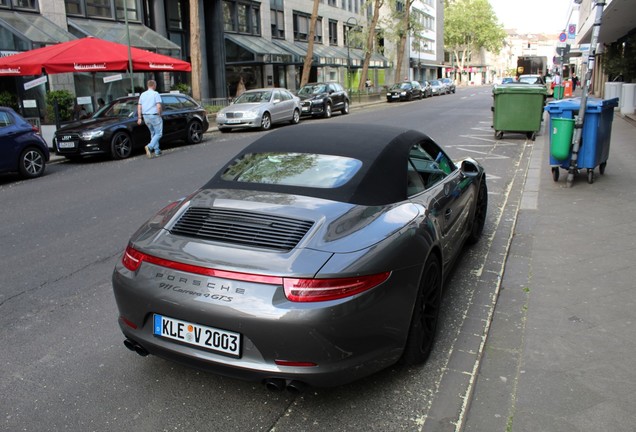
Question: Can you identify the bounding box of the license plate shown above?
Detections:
[226,119,242,124]
[392,95,399,98]
[58,141,76,148]
[153,314,241,357]
[302,107,310,112]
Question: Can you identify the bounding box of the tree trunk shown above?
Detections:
[358,0,383,92]
[300,0,320,87]
[189,0,201,101]
[394,5,410,82]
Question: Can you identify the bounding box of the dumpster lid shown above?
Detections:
[493,84,547,95]
[544,97,619,113]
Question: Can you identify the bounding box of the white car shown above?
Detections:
[217,88,301,132]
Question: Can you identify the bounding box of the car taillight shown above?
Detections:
[31,125,41,134]
[122,245,145,271]
[283,273,390,302]
[120,246,390,302]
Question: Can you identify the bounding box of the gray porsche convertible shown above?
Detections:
[112,123,487,390]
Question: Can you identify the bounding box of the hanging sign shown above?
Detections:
[24,75,48,90]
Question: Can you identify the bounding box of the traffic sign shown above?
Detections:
[559,32,567,42]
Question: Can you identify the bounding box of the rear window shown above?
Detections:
[220,152,362,188]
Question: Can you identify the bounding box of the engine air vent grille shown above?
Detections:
[170,207,314,251]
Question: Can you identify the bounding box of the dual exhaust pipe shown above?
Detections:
[264,378,307,394]
[124,339,307,393]
[123,338,149,357]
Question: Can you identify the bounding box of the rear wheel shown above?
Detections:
[401,254,442,365]
[110,131,132,159]
[19,147,46,178]
[261,113,272,130]
[290,109,300,124]
[467,178,488,244]
[552,167,560,182]
[341,100,350,115]
[323,102,332,118]
[187,120,204,143]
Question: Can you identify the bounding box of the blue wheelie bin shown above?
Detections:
[544,97,619,183]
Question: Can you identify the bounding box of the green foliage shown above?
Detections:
[171,82,191,95]
[204,105,223,114]
[0,91,18,111]
[444,0,506,55]
[602,34,636,82]
[45,89,74,123]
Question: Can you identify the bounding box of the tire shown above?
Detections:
[261,112,272,130]
[599,162,606,175]
[341,100,350,115]
[587,169,594,184]
[552,167,560,182]
[467,178,488,245]
[290,109,300,125]
[187,120,204,144]
[401,254,442,365]
[323,102,332,118]
[19,147,46,178]
[495,131,504,140]
[527,131,536,141]
[110,131,132,159]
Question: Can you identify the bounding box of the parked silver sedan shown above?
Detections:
[217,88,301,132]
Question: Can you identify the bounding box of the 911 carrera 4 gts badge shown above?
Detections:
[155,272,246,303]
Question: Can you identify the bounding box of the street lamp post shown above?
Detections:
[346,17,358,93]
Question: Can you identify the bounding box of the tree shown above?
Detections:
[300,0,321,87]
[189,0,201,100]
[358,0,384,91]
[444,0,505,83]
[393,0,413,83]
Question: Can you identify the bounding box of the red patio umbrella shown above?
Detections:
[0,37,191,76]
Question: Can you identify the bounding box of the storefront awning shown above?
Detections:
[270,40,389,68]
[225,34,292,64]
[0,10,75,51]
[67,18,180,56]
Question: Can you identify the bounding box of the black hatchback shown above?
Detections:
[297,82,350,118]
[54,93,209,160]
[386,81,423,102]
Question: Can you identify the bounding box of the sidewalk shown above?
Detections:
[463,111,636,431]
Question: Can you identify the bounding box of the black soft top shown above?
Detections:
[205,123,432,206]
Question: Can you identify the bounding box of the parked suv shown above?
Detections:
[54,93,208,160]
[297,82,350,118]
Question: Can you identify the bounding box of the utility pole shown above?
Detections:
[566,0,605,187]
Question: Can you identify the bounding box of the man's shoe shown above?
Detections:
[155,151,162,157]
[144,145,151,158]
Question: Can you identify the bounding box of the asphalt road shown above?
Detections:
[0,87,535,432]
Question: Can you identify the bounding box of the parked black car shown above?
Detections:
[53,93,209,160]
[0,107,50,179]
[440,78,456,94]
[386,81,423,102]
[419,80,433,98]
[297,82,349,118]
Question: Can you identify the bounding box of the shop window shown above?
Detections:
[86,0,111,18]
[115,0,138,21]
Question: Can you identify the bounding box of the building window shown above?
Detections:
[63,0,140,21]
[224,0,260,35]
[270,9,284,39]
[86,0,111,18]
[327,0,336,6]
[328,19,337,45]
[11,0,38,10]
[293,12,322,43]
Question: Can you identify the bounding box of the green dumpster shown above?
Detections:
[553,85,564,100]
[492,84,546,141]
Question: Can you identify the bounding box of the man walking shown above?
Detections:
[137,79,163,158]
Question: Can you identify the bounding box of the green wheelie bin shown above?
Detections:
[492,84,547,141]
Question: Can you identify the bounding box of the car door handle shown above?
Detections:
[445,209,452,219]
